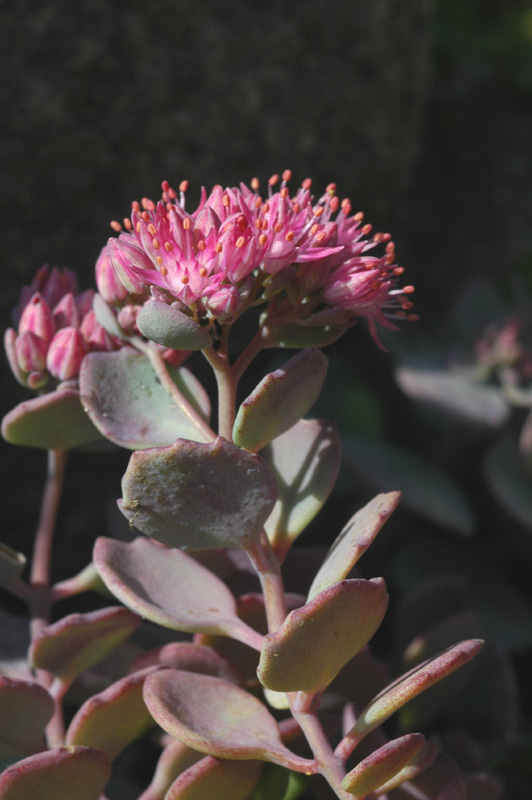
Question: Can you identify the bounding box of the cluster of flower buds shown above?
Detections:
[107,171,417,339]
[5,265,122,390]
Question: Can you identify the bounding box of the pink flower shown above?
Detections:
[107,172,415,340]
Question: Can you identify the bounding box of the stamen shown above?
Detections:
[183,218,192,230]
[236,236,245,248]
[293,202,300,213]
[161,180,170,193]
[179,180,189,193]
[132,201,141,213]
[255,196,262,209]
[402,285,415,294]
[259,233,268,246]
[223,194,230,207]
[148,223,157,236]
[285,231,295,242]
[280,187,289,199]
[141,211,150,222]
[362,224,372,235]
[251,177,260,191]
[152,238,161,250]
[215,243,223,253]
[123,218,132,231]
[164,242,173,252]
[197,240,206,251]
[237,214,247,229]
[255,219,262,229]
[310,223,319,235]
[314,206,324,218]
[282,169,292,182]
[110,220,122,232]
[326,183,337,194]
[302,178,312,190]
[268,174,279,186]
[393,266,404,276]
[156,256,163,266]
[181,275,189,284]
[159,265,168,276]
[408,314,420,322]
[199,267,208,277]
[274,222,283,233]
[341,198,351,215]
[330,196,339,212]
[354,211,364,222]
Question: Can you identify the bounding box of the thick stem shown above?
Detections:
[246,532,287,633]
[29,449,67,643]
[133,337,216,441]
[289,705,351,800]
[202,343,236,441]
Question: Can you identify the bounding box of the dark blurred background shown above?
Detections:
[2,1,532,796]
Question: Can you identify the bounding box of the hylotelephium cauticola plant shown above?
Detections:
[1,171,482,800]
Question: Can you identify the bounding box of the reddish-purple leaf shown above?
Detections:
[93,537,262,648]
[165,755,263,800]
[341,734,425,797]
[66,668,156,760]
[0,677,53,759]
[0,746,111,800]
[29,606,141,683]
[143,669,316,773]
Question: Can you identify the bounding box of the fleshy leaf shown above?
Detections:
[349,640,484,738]
[137,300,212,350]
[165,755,263,800]
[233,349,328,453]
[66,668,156,760]
[143,669,316,773]
[2,389,102,450]
[262,420,341,557]
[257,578,388,693]
[369,739,438,795]
[345,435,475,536]
[395,365,510,428]
[341,734,425,797]
[29,606,141,684]
[93,537,262,647]
[308,492,400,600]
[0,677,54,759]
[79,348,211,449]
[118,437,278,551]
[0,544,26,594]
[0,746,111,800]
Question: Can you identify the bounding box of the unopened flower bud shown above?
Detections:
[14,330,48,373]
[53,293,80,329]
[95,246,129,304]
[18,294,56,344]
[206,283,248,323]
[107,237,151,295]
[46,327,88,381]
[117,303,141,334]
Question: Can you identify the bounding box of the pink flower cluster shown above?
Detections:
[5,265,121,390]
[107,171,416,336]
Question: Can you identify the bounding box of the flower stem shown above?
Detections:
[231,327,268,385]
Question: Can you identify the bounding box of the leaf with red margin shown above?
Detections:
[165,755,263,800]
[0,678,53,760]
[29,606,141,683]
[0,746,111,800]
[65,668,156,760]
[341,734,425,796]
[308,492,400,600]
[233,349,327,453]
[93,537,262,648]
[2,389,102,450]
[143,670,316,773]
